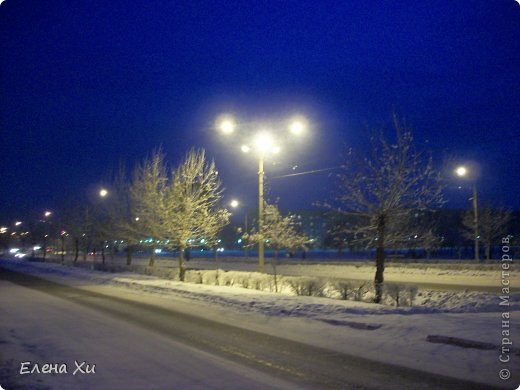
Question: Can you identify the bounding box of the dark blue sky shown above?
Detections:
[1,0,519,223]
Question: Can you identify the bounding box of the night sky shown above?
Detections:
[1,0,519,224]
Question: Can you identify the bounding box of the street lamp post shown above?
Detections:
[230,199,249,257]
[43,211,52,261]
[258,155,265,272]
[217,115,306,273]
[471,183,479,262]
[455,166,479,262]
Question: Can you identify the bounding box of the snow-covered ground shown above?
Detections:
[61,254,516,289]
[0,280,299,390]
[1,258,518,389]
[187,257,518,289]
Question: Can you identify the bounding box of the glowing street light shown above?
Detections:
[216,115,236,135]
[455,165,479,262]
[455,166,467,177]
[99,188,108,198]
[230,199,240,209]
[220,120,235,134]
[44,211,52,218]
[218,114,308,272]
[290,120,305,135]
[15,221,22,226]
[254,131,275,153]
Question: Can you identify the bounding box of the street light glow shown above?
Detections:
[216,115,236,135]
[44,211,52,217]
[15,221,22,226]
[290,120,305,135]
[99,188,108,197]
[254,131,274,154]
[220,120,235,134]
[215,113,309,274]
[455,166,467,177]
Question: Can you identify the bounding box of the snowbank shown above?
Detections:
[1,258,518,388]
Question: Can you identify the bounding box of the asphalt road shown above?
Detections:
[0,267,503,390]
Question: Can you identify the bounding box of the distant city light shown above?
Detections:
[15,221,22,226]
[44,211,52,217]
[0,227,7,234]
[154,249,162,254]
[241,145,250,153]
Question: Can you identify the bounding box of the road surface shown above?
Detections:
[0,268,502,389]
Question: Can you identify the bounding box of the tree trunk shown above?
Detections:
[83,239,88,261]
[60,236,65,265]
[126,240,132,266]
[149,246,155,267]
[374,215,386,304]
[101,241,106,265]
[485,240,491,261]
[43,237,47,262]
[74,239,79,263]
[178,246,185,281]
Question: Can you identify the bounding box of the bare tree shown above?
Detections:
[397,212,441,260]
[246,202,308,292]
[323,212,365,254]
[201,207,230,261]
[58,200,92,264]
[462,205,511,261]
[99,165,142,265]
[130,149,168,266]
[324,115,445,303]
[164,148,225,281]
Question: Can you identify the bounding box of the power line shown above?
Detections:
[271,166,341,179]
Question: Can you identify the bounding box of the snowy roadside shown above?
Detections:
[1,258,518,388]
[187,258,519,289]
